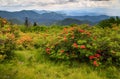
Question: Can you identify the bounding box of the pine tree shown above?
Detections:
[33,22,37,26]
[25,17,29,27]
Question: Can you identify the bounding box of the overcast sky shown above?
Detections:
[0,0,120,16]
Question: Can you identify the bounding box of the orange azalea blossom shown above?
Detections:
[2,19,7,24]
[21,36,32,42]
[63,28,68,34]
[46,48,51,54]
[70,27,75,31]
[89,55,95,60]
[46,48,50,52]
[95,53,101,58]
[80,45,86,49]
[16,40,23,44]
[63,36,67,42]
[6,27,11,32]
[16,35,32,44]
[60,50,64,53]
[85,32,91,37]
[79,29,85,33]
[93,61,99,66]
[73,43,78,48]
[65,32,68,34]
[94,36,97,40]
[63,28,67,31]
[6,34,15,39]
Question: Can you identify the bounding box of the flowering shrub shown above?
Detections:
[45,26,94,61]
[90,26,120,66]
[0,17,8,27]
[45,26,120,67]
[0,25,22,61]
[16,34,33,49]
[0,26,17,60]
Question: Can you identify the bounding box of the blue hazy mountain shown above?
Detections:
[0,10,110,25]
[55,10,101,16]
[33,10,52,14]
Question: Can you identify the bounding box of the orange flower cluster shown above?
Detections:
[79,29,85,33]
[73,43,78,49]
[69,27,75,31]
[63,36,67,42]
[93,61,99,67]
[78,28,91,37]
[89,53,101,60]
[46,48,51,54]
[6,27,11,32]
[16,35,32,44]
[60,50,64,53]
[63,28,68,34]
[89,53,101,66]
[85,31,91,37]
[2,20,7,24]
[71,35,75,39]
[80,45,86,49]
[6,33,15,40]
[93,36,97,40]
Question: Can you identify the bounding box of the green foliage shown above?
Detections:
[0,26,19,61]
[19,25,48,32]
[0,23,120,67]
[0,50,120,79]
[0,17,7,27]
[45,25,120,67]
[45,26,92,60]
[0,23,120,79]
[98,16,120,28]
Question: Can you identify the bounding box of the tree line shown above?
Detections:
[98,16,120,28]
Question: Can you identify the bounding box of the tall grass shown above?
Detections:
[0,49,120,79]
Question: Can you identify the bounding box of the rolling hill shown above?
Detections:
[0,10,110,25]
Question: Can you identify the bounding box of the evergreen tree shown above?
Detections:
[33,22,37,26]
[25,17,29,27]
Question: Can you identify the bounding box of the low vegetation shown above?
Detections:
[0,17,120,79]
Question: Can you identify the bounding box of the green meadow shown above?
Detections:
[0,22,120,79]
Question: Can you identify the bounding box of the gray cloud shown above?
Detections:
[68,0,79,2]
[0,0,119,12]
[54,0,79,4]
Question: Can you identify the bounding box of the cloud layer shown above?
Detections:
[0,0,120,16]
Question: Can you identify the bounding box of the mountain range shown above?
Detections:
[0,10,110,25]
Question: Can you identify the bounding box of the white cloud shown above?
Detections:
[0,0,114,9]
[0,0,120,16]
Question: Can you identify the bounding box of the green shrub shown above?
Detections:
[98,16,120,28]
[0,26,19,61]
[45,26,120,67]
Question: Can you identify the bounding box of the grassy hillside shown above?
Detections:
[0,22,120,79]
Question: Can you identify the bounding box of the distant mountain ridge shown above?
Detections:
[0,10,110,25]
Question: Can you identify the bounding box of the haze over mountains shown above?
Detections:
[0,10,110,25]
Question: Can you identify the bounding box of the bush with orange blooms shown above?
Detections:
[45,25,120,67]
[0,26,17,60]
[16,35,33,49]
[0,17,8,27]
[45,26,95,61]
